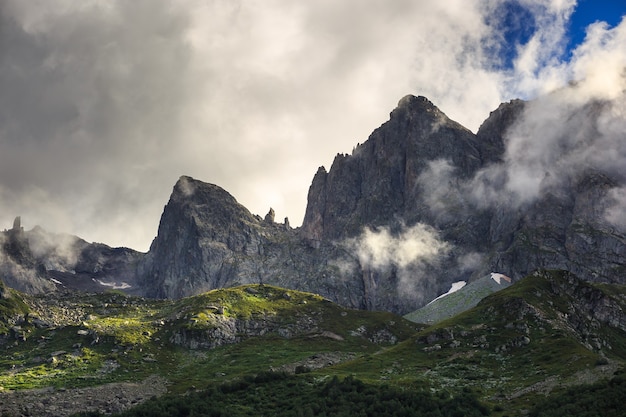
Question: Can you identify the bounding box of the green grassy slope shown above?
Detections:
[404,274,512,325]
[331,270,626,415]
[0,283,419,392]
[0,271,624,417]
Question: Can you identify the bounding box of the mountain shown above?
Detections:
[136,177,365,307]
[0,217,144,295]
[2,91,625,316]
[403,272,513,325]
[138,93,625,314]
[301,95,486,242]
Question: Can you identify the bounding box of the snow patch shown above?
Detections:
[49,278,63,285]
[427,281,467,305]
[95,280,132,290]
[490,272,511,285]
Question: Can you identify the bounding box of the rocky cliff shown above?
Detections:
[301,95,485,241]
[300,94,625,293]
[137,176,363,307]
[137,93,625,314]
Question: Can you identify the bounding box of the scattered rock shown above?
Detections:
[0,375,167,417]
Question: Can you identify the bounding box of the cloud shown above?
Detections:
[462,16,626,210]
[0,0,623,251]
[342,223,456,306]
[456,252,485,274]
[605,187,626,231]
[417,159,465,223]
[344,223,451,291]
[0,0,196,249]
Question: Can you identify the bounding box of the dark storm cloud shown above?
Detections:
[0,1,195,247]
[0,0,622,250]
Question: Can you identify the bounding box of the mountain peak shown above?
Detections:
[397,94,434,109]
[172,175,227,200]
[393,94,442,118]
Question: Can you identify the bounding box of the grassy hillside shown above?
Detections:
[404,274,512,325]
[0,284,419,393]
[330,270,626,415]
[0,271,624,416]
[0,280,30,334]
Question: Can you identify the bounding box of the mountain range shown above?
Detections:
[0,87,625,416]
[2,89,623,315]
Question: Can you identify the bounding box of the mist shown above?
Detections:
[0,1,623,250]
[346,224,450,271]
[468,33,626,217]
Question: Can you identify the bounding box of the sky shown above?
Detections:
[0,0,625,252]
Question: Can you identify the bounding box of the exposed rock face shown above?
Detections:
[138,177,263,297]
[137,176,359,304]
[264,208,276,223]
[300,95,625,299]
[301,95,484,241]
[0,223,55,294]
[138,94,625,314]
[4,93,624,316]
[547,270,626,336]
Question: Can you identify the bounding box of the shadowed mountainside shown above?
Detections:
[137,94,625,313]
[1,93,625,316]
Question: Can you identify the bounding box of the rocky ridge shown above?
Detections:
[138,94,626,314]
[1,92,625,316]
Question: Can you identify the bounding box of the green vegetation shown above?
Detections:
[71,372,491,417]
[0,284,418,391]
[0,280,30,334]
[529,370,626,417]
[0,271,624,416]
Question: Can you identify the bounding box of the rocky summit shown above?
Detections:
[1,92,625,316]
[136,176,367,308]
[137,93,626,313]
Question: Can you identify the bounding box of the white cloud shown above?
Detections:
[458,15,626,211]
[343,223,451,304]
[605,187,626,231]
[0,0,623,250]
[346,224,450,271]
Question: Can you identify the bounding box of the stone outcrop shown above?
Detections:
[0,222,55,294]
[264,208,276,223]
